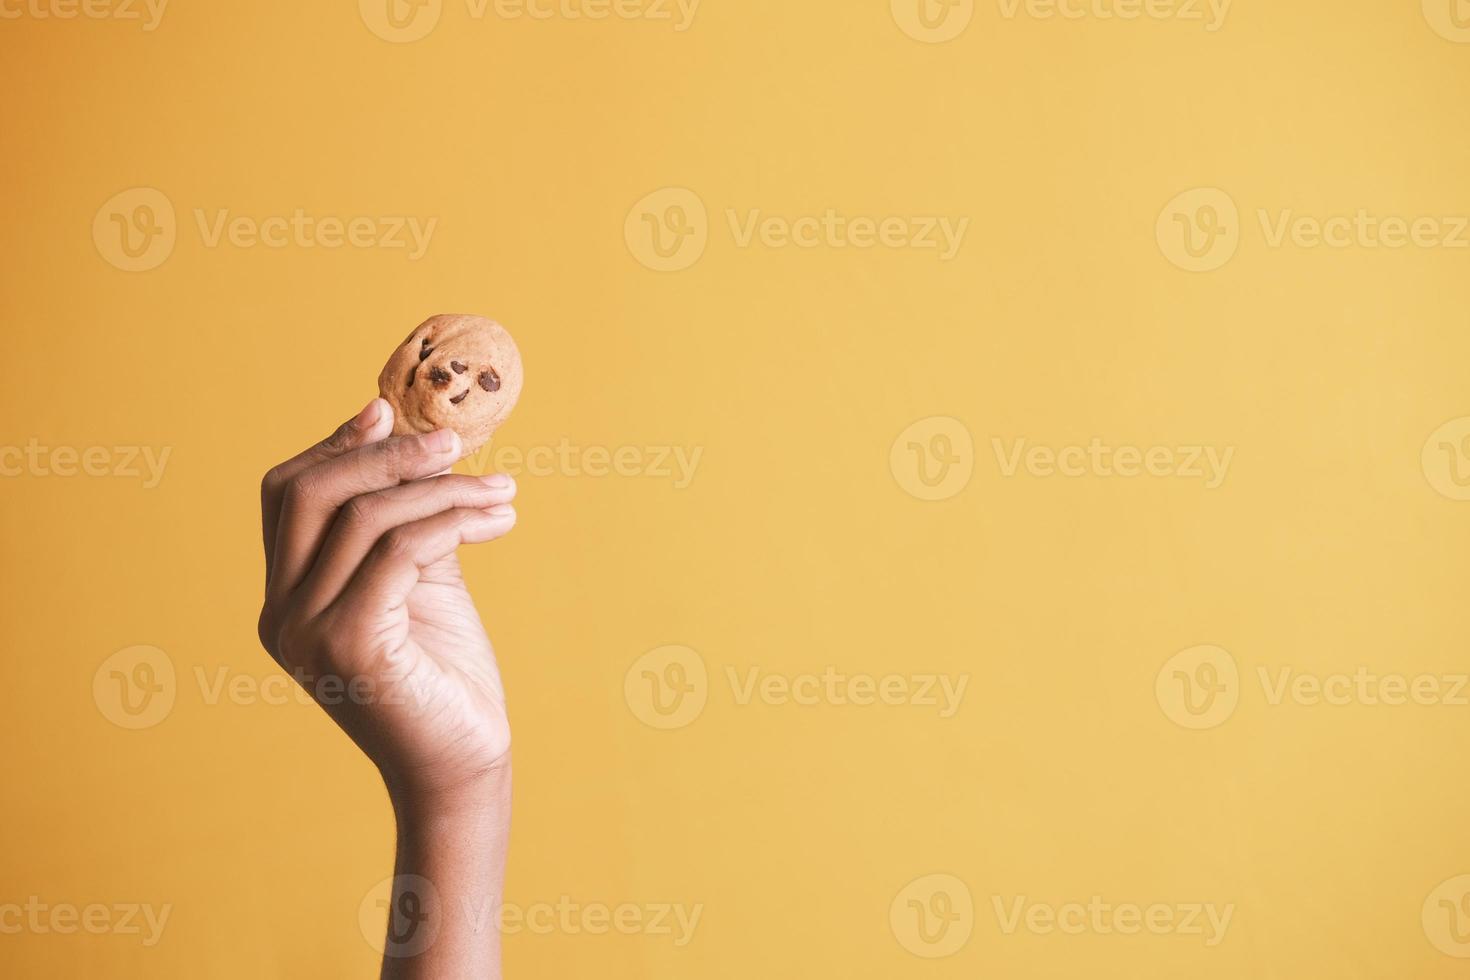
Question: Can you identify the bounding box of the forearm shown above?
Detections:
[380,764,512,979]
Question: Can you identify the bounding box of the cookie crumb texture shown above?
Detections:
[378,314,524,458]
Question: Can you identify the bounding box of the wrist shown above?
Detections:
[380,758,511,978]
[387,756,512,830]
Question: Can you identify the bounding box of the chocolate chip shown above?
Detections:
[450,390,469,405]
[478,368,501,392]
[451,361,467,374]
[428,366,451,388]
[406,363,418,388]
[419,346,434,362]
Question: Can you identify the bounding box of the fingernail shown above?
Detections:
[423,429,459,454]
[482,474,513,489]
[486,503,515,518]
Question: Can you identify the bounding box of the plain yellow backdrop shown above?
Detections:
[2,0,1469,975]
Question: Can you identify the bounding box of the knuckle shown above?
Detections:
[425,476,474,508]
[276,609,319,660]
[339,494,380,530]
[322,420,358,453]
[282,470,324,509]
[378,526,417,560]
[450,475,490,501]
[256,608,280,654]
[260,465,287,498]
[388,438,429,474]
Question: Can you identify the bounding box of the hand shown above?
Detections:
[257,397,518,802]
[258,397,519,975]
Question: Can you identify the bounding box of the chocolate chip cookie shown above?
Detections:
[378,314,524,457]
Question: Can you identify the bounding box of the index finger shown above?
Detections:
[260,398,393,574]
[266,426,463,602]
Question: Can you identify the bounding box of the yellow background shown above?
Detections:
[2,0,1469,975]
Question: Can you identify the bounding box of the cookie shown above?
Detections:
[377,314,524,458]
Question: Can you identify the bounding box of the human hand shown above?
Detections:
[256,397,518,803]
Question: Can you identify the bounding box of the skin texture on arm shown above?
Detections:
[257,397,517,979]
[384,770,512,976]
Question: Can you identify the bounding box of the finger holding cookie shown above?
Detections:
[265,423,468,604]
[293,470,516,617]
